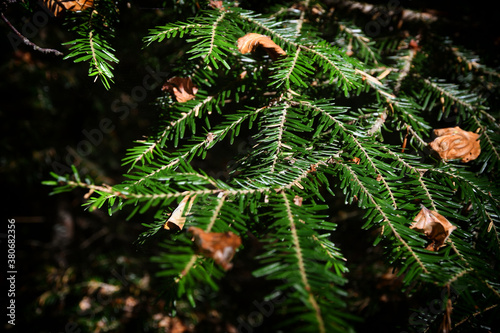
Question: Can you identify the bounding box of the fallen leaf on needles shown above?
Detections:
[162,77,198,103]
[208,0,224,9]
[429,126,481,163]
[410,205,456,251]
[293,195,303,206]
[43,0,93,16]
[164,195,197,230]
[188,227,242,270]
[237,33,287,60]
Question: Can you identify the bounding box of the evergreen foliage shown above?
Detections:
[62,0,119,89]
[43,0,499,331]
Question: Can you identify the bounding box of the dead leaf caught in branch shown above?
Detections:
[429,126,481,163]
[188,227,241,270]
[410,206,457,251]
[162,77,198,103]
[164,195,197,230]
[208,0,224,9]
[237,33,287,60]
[43,0,94,17]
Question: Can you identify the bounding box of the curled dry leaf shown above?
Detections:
[429,126,481,163]
[208,0,224,9]
[188,227,241,270]
[408,39,421,52]
[237,33,287,60]
[164,195,197,230]
[162,77,198,103]
[43,0,93,17]
[293,195,303,206]
[410,206,457,251]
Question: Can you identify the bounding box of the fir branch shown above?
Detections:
[144,22,204,45]
[366,107,387,136]
[130,105,267,185]
[281,191,326,333]
[205,10,227,66]
[175,193,227,284]
[454,304,499,329]
[393,47,416,93]
[88,31,103,79]
[270,103,289,172]
[299,99,398,208]
[485,210,500,249]
[421,78,477,112]
[384,148,437,210]
[447,238,500,299]
[337,161,430,275]
[126,95,214,168]
[238,11,361,94]
[355,68,395,99]
[294,0,309,34]
[428,167,499,207]
[471,115,500,166]
[62,4,119,89]
[391,98,431,146]
[337,21,378,64]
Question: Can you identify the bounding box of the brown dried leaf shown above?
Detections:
[410,206,457,251]
[429,126,481,163]
[293,195,303,206]
[237,33,287,60]
[162,77,198,103]
[208,0,224,9]
[43,0,93,17]
[164,195,196,230]
[408,39,421,52]
[188,227,242,270]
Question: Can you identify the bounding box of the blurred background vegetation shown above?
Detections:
[1,1,498,332]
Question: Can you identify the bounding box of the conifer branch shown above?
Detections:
[270,104,289,172]
[472,115,500,162]
[429,168,499,206]
[132,105,267,185]
[88,31,103,80]
[421,78,477,112]
[239,12,359,92]
[486,211,500,248]
[294,0,309,34]
[454,304,499,328]
[384,149,437,210]
[339,162,429,274]
[145,23,203,45]
[281,191,326,333]
[337,22,378,63]
[447,239,500,299]
[394,48,416,93]
[300,100,398,208]
[129,96,214,168]
[206,11,226,63]
[175,194,227,283]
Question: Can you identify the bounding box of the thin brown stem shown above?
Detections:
[1,12,63,56]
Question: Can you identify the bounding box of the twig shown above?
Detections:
[367,108,387,136]
[1,12,63,56]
